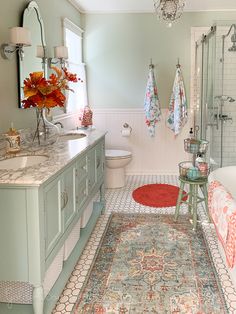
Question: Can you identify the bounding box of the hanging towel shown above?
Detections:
[144,66,161,137]
[166,67,187,135]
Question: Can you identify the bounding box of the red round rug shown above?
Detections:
[132,184,187,207]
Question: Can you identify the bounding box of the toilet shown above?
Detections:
[105,149,132,188]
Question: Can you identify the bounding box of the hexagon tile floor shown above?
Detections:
[52,175,236,314]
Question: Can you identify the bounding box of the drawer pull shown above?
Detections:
[96,157,101,169]
[61,191,68,209]
[61,191,66,210]
[64,191,69,208]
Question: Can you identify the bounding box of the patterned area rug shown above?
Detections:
[74,213,228,313]
[132,184,187,207]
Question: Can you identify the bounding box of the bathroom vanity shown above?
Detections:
[0,130,106,314]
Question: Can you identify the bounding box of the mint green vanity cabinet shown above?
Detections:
[0,134,106,314]
[44,162,77,259]
[61,164,77,231]
[44,177,62,258]
[87,146,96,193]
[95,139,105,183]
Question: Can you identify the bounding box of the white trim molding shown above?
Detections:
[63,17,84,36]
[67,0,84,13]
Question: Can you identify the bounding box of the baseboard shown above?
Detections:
[126,171,178,176]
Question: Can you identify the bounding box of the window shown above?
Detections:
[63,18,87,113]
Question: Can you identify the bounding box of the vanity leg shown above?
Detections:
[32,285,44,314]
[100,183,106,214]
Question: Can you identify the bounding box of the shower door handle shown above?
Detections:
[216,101,220,130]
[205,102,208,130]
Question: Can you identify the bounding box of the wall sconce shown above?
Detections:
[1,27,31,61]
[48,46,68,68]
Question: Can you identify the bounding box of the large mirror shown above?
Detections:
[18,1,46,108]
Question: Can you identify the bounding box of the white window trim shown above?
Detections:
[63,17,84,42]
[54,18,85,118]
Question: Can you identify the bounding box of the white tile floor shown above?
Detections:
[53,175,236,314]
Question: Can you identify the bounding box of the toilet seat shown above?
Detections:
[105,149,132,160]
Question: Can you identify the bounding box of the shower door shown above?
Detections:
[218,24,236,167]
[194,27,217,163]
[194,23,236,168]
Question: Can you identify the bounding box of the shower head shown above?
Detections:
[228,96,235,102]
[228,42,236,52]
[228,28,236,51]
[215,95,235,102]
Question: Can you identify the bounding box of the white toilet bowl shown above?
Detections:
[105,149,132,188]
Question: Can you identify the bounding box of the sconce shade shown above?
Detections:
[36,45,45,58]
[10,27,31,46]
[54,46,68,59]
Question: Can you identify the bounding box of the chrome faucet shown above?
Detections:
[54,121,64,128]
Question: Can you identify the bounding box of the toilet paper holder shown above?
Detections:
[121,123,132,137]
[123,123,132,132]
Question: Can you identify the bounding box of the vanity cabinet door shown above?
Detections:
[44,177,63,257]
[87,147,96,193]
[95,139,105,182]
[61,164,77,231]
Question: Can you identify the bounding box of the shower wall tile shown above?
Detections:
[210,26,236,167]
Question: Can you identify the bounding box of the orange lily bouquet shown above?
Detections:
[22,66,80,109]
[22,67,81,146]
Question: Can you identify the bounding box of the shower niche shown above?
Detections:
[194,22,236,168]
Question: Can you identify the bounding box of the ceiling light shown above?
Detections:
[153,0,186,26]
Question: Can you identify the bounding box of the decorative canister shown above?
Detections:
[189,139,200,154]
[5,128,21,153]
[197,162,209,177]
[187,166,200,180]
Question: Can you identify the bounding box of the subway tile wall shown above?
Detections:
[212,26,236,167]
[191,26,236,168]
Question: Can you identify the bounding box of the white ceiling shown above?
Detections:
[71,0,236,13]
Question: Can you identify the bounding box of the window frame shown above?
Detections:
[54,18,87,117]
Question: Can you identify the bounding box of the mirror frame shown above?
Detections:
[18,1,46,108]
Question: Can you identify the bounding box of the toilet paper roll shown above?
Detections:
[121,128,131,137]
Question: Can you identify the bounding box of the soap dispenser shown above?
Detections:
[5,124,21,153]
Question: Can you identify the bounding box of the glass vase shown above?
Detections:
[32,108,59,146]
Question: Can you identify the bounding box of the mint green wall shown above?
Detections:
[0,0,80,132]
[83,12,236,109]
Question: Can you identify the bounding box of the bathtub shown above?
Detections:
[208,166,236,200]
[208,166,236,287]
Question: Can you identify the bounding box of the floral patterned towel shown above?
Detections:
[208,180,236,268]
[144,66,161,137]
[166,67,187,135]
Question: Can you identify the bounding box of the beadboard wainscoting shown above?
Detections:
[93,108,190,175]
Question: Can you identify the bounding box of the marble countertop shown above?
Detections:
[0,129,106,186]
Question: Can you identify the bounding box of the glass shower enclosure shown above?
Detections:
[194,22,236,168]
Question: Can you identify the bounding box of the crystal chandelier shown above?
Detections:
[153,0,186,24]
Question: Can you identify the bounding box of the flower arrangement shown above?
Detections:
[22,66,80,109]
[22,67,81,146]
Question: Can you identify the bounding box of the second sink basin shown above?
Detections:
[0,155,49,170]
[59,132,87,141]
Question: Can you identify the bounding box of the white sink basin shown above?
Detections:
[59,133,87,141]
[0,155,49,170]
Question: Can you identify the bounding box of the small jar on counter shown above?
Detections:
[5,127,21,153]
